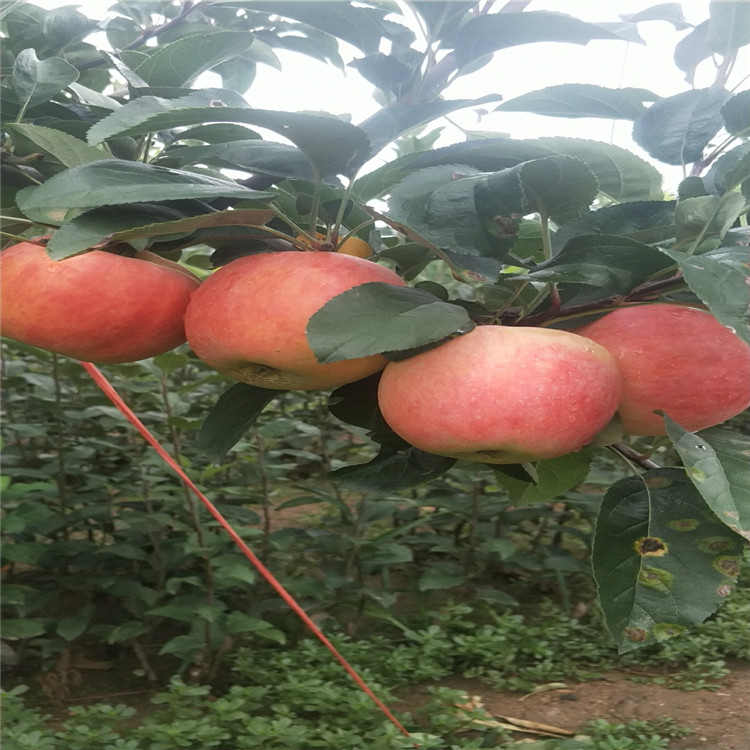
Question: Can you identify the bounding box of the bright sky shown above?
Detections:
[26,0,747,190]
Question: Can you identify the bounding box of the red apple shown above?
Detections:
[376,324,623,464]
[0,240,200,363]
[183,250,406,390]
[575,304,750,435]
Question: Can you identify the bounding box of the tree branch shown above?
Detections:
[609,443,660,471]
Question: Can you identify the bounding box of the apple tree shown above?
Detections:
[1,0,749,653]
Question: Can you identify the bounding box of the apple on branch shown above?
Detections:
[575,304,750,435]
[377,324,624,464]
[0,240,200,364]
[184,250,406,390]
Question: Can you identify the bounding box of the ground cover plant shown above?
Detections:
[1,0,749,747]
[2,584,749,748]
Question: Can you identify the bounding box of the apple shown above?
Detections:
[0,240,200,364]
[296,231,372,258]
[183,250,406,390]
[575,304,750,435]
[376,324,623,464]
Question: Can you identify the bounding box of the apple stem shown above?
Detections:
[548,283,562,313]
[263,209,314,248]
[0,229,47,244]
[339,218,376,248]
[307,168,324,236]
[331,178,359,240]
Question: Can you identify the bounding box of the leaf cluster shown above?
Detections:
[2,0,749,659]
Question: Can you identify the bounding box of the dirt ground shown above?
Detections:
[408,662,750,749]
[12,653,747,748]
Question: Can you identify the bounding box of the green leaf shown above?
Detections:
[68,81,121,111]
[164,140,315,180]
[43,203,196,259]
[674,192,745,243]
[44,206,276,261]
[243,1,390,55]
[213,557,257,586]
[666,419,750,542]
[632,87,731,165]
[356,95,501,167]
[674,21,712,85]
[418,567,467,592]
[1,619,46,640]
[412,2,472,35]
[523,235,674,304]
[4,123,108,170]
[707,0,750,53]
[327,373,383,432]
[109,207,276,243]
[95,543,149,561]
[1,541,48,565]
[551,201,677,252]
[475,156,599,231]
[355,137,555,202]
[258,28,345,70]
[12,48,78,112]
[16,160,273,224]
[171,123,262,144]
[107,622,151,643]
[387,164,494,257]
[224,613,284,641]
[159,634,205,656]
[494,451,593,506]
[704,141,750,196]
[56,604,95,641]
[348,53,415,94]
[721,90,750,136]
[42,6,97,44]
[593,468,744,653]
[307,283,475,364]
[660,246,750,344]
[147,604,201,623]
[88,89,370,178]
[533,137,663,202]
[496,84,647,120]
[197,383,282,461]
[130,31,255,88]
[331,444,456,493]
[516,155,600,220]
[621,4,692,30]
[83,88,248,142]
[445,12,632,70]
[360,541,413,567]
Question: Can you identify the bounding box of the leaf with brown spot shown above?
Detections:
[666,417,750,542]
[593,467,744,653]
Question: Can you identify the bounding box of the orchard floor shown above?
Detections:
[405,662,750,749]
[9,654,749,749]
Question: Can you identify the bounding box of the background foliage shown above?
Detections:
[1,1,749,746]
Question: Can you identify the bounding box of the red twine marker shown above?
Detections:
[80,361,413,740]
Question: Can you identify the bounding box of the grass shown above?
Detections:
[2,583,747,749]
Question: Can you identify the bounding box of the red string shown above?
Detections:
[80,361,412,740]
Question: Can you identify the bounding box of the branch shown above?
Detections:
[78,1,202,71]
[609,443,660,471]
[513,273,688,328]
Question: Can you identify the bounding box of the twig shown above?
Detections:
[78,1,201,71]
[609,443,659,471]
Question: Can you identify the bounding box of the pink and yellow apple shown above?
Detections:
[0,240,200,363]
[575,304,750,435]
[376,324,623,464]
[183,250,406,390]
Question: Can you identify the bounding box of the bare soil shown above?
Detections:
[405,663,750,749]
[10,651,748,749]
